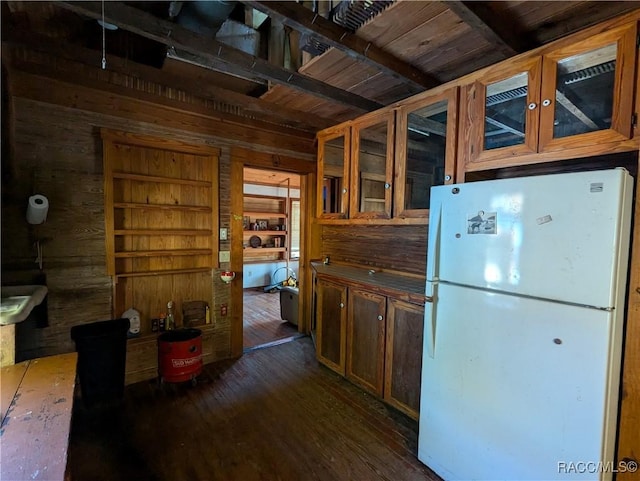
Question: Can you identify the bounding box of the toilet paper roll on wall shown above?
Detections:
[26,194,49,224]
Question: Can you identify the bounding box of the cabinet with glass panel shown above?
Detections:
[317,124,350,219]
[394,87,458,219]
[465,22,636,168]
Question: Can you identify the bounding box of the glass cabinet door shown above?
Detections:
[317,127,350,219]
[350,112,394,219]
[471,57,542,164]
[394,88,457,218]
[539,23,636,151]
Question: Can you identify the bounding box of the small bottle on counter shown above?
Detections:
[167,301,175,331]
[205,304,210,324]
[159,313,166,332]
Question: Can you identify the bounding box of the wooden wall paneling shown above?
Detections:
[10,69,315,156]
[321,225,428,276]
[230,155,244,358]
[299,172,320,333]
[617,153,640,479]
[3,77,299,363]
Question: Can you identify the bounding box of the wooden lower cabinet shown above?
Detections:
[316,278,347,375]
[315,275,424,418]
[346,288,386,396]
[384,299,424,420]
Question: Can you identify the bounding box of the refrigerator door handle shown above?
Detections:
[426,204,442,293]
[425,285,437,359]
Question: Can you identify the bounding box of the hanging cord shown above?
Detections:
[101,0,107,69]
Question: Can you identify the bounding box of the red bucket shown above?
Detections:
[158,328,203,383]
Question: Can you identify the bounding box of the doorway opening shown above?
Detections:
[242,167,303,351]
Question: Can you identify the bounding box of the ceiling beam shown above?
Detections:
[243,1,440,92]
[57,1,383,112]
[3,27,333,132]
[442,1,530,58]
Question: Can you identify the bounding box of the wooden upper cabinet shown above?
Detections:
[538,23,637,152]
[350,111,395,219]
[466,21,637,168]
[317,125,350,219]
[394,87,458,218]
[468,56,543,164]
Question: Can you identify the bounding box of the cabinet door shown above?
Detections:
[469,57,542,165]
[346,288,386,396]
[316,278,347,375]
[317,126,350,219]
[350,111,395,219]
[538,23,637,152]
[384,299,424,420]
[394,88,458,218]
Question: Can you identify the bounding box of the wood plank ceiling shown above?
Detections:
[4,1,640,133]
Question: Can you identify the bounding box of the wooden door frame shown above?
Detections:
[229,147,317,357]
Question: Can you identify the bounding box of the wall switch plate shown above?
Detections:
[219,228,228,241]
[219,251,230,262]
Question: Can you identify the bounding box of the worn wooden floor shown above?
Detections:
[243,288,299,349]
[67,337,440,481]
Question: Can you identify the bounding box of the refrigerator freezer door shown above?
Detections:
[418,283,622,480]
[428,169,632,308]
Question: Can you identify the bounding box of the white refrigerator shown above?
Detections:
[418,168,633,480]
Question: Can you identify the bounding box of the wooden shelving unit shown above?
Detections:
[243,194,288,263]
[102,130,220,337]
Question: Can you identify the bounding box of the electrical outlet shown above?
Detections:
[221,304,228,316]
[219,228,228,241]
[219,251,230,262]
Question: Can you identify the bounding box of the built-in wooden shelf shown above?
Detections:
[115,267,212,278]
[112,172,211,187]
[243,230,287,236]
[114,229,212,236]
[244,247,286,253]
[243,211,287,218]
[114,249,211,258]
[113,202,212,212]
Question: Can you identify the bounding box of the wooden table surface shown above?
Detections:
[1,352,77,481]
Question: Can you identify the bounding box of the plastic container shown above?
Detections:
[70,318,130,407]
[158,328,203,384]
[279,286,299,326]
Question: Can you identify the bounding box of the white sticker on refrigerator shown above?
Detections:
[467,211,497,234]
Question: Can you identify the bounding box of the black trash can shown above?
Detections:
[70,318,130,407]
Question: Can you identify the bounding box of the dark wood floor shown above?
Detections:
[67,337,440,481]
[243,288,299,349]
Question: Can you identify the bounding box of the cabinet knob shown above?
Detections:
[528,102,537,110]
[377,315,383,321]
[542,99,552,107]
[444,175,452,181]
[342,188,348,194]
[339,302,345,308]
[384,183,391,189]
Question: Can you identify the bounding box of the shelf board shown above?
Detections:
[114,202,212,212]
[243,230,287,236]
[115,267,212,278]
[113,172,211,187]
[243,212,287,218]
[244,247,287,253]
[115,249,212,258]
[114,229,212,236]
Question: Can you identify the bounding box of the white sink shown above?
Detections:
[0,285,48,325]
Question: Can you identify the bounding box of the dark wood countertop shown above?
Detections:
[311,262,426,305]
[1,353,77,481]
